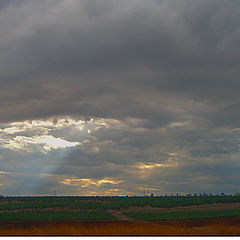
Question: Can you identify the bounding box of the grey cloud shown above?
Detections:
[1,0,240,196]
[0,0,239,127]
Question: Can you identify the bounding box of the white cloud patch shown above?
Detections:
[34,135,80,150]
[0,117,115,152]
[2,135,80,151]
[1,119,85,135]
[0,118,89,152]
[2,134,80,152]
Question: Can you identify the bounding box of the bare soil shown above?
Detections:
[1,218,240,235]
[124,202,240,213]
[108,210,144,223]
[0,201,21,205]
[0,207,64,213]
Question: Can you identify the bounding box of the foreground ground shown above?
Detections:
[1,217,240,236]
[0,196,240,235]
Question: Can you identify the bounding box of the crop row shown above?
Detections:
[0,211,117,221]
[0,196,239,210]
[124,209,240,221]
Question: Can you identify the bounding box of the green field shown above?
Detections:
[0,211,117,221]
[0,195,239,211]
[124,209,240,221]
[0,195,239,221]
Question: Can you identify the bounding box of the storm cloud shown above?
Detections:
[0,0,240,196]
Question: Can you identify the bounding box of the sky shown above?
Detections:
[0,0,240,196]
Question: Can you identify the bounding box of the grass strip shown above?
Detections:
[123,209,240,221]
[0,211,117,221]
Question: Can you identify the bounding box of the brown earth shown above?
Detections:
[124,202,240,213]
[0,207,67,213]
[108,210,144,223]
[0,201,21,205]
[0,218,240,235]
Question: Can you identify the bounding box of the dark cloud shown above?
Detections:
[0,0,239,127]
[0,0,240,195]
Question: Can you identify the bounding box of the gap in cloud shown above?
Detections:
[0,117,112,153]
[0,116,131,195]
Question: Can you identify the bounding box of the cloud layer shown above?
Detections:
[0,0,240,196]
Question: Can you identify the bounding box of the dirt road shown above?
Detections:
[108,210,144,223]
